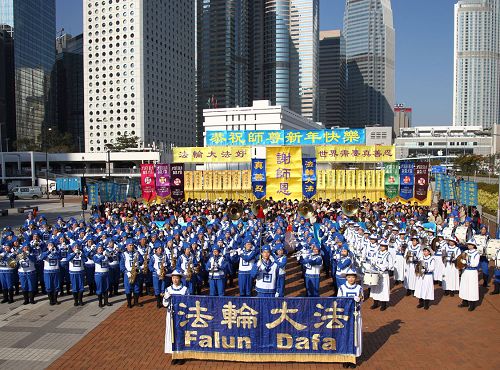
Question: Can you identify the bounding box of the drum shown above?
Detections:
[363,272,380,286]
[442,227,453,240]
[454,226,468,244]
[486,239,500,260]
[474,235,488,255]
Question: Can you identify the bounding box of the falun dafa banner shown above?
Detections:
[173,147,252,163]
[266,146,303,200]
[315,145,395,163]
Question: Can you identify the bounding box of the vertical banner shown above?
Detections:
[127,179,142,199]
[375,170,384,200]
[193,171,203,191]
[459,181,478,206]
[384,163,399,199]
[184,171,194,193]
[223,170,232,191]
[155,164,171,198]
[356,170,366,198]
[170,164,185,201]
[414,162,429,201]
[399,161,415,200]
[317,169,326,192]
[266,146,303,200]
[365,170,375,201]
[87,183,99,206]
[335,169,346,200]
[251,159,266,199]
[231,170,242,191]
[345,170,356,200]
[326,170,335,199]
[435,173,444,195]
[241,170,251,191]
[213,171,223,191]
[203,171,213,192]
[140,164,156,202]
[302,158,317,199]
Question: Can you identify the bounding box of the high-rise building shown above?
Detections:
[196,0,250,146]
[344,0,395,128]
[0,0,56,151]
[453,0,499,128]
[84,0,196,153]
[393,104,412,137]
[319,30,346,128]
[51,33,84,152]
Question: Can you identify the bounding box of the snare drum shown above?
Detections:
[486,239,500,260]
[474,235,487,255]
[363,272,380,286]
[454,226,468,244]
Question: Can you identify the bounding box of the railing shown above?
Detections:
[48,168,140,175]
[482,212,499,238]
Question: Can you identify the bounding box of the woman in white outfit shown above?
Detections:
[458,240,480,312]
[404,236,421,296]
[393,230,407,284]
[370,240,392,311]
[442,237,461,296]
[432,233,446,285]
[414,245,435,310]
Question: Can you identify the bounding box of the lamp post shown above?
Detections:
[45,127,52,199]
[107,148,111,179]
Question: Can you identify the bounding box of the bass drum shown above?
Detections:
[473,235,488,255]
[454,226,468,244]
[363,272,380,286]
[486,239,500,260]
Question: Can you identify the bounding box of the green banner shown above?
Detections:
[384,162,400,199]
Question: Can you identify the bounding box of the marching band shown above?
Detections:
[0,198,498,318]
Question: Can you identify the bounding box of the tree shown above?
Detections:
[107,133,140,151]
[453,154,485,176]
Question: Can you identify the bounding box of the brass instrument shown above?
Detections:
[405,250,414,263]
[142,247,151,274]
[129,252,139,284]
[441,248,448,264]
[415,259,425,277]
[251,199,267,216]
[342,199,360,217]
[7,256,17,268]
[228,202,243,221]
[298,201,314,219]
[185,257,194,282]
[455,252,467,270]
[158,254,166,281]
[430,237,440,252]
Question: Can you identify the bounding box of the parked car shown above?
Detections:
[10,186,43,200]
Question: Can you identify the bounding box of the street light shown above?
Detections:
[45,127,52,199]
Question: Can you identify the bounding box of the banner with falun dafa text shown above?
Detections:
[168,296,356,363]
[316,145,395,163]
[251,159,266,199]
[266,147,302,200]
[302,158,317,199]
[173,147,251,163]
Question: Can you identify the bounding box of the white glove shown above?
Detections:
[164,292,171,300]
[461,259,467,264]
[353,296,361,303]
[275,292,279,297]
[126,272,131,278]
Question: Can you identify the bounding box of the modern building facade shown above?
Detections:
[343,0,395,128]
[0,29,14,151]
[453,0,499,128]
[0,0,56,151]
[394,104,412,137]
[319,30,346,128]
[51,33,84,152]
[84,0,196,153]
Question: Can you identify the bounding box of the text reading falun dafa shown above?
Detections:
[173,147,251,163]
[206,129,366,147]
[170,296,356,362]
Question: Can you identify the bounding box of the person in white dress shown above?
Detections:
[393,229,407,285]
[458,240,480,312]
[432,233,446,286]
[442,237,461,296]
[414,245,435,310]
[403,236,421,296]
[337,268,363,369]
[163,269,188,361]
[370,240,392,311]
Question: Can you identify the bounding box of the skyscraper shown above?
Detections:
[84,0,196,153]
[0,0,56,150]
[453,0,499,128]
[344,0,395,127]
[319,30,346,128]
[393,104,412,137]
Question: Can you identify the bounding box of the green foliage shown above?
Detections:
[106,133,140,151]
[453,154,485,176]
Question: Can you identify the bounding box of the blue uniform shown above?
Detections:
[238,249,257,297]
[120,251,144,294]
[206,255,227,296]
[301,253,322,297]
[93,254,110,295]
[40,250,62,293]
[18,253,37,293]
[67,251,86,293]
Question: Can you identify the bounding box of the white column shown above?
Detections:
[30,152,36,186]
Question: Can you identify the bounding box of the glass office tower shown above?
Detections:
[0,0,56,150]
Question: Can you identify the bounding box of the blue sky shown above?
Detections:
[57,0,457,125]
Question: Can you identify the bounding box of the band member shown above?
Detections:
[404,236,420,296]
[442,237,461,296]
[300,243,322,297]
[273,244,287,297]
[206,245,226,296]
[106,240,121,297]
[30,233,46,294]
[93,246,112,308]
[84,239,97,296]
[491,248,500,295]
[57,236,71,296]
[335,245,353,289]
[414,246,435,310]
[370,240,392,311]
[120,239,144,308]
[393,230,407,285]
[176,245,198,295]
[67,243,87,306]
[252,245,279,297]
[475,225,490,287]
[337,269,363,368]
[458,240,480,311]
[40,242,62,305]
[432,233,445,285]
[0,243,17,304]
[17,243,37,305]
[238,240,258,297]
[163,269,188,360]
[150,247,167,308]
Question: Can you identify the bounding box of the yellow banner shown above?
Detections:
[316,145,395,163]
[345,170,356,200]
[213,171,222,190]
[223,170,232,190]
[193,171,203,191]
[335,170,345,200]
[173,147,251,163]
[356,170,366,196]
[375,170,385,200]
[317,170,326,191]
[231,171,242,190]
[185,171,194,191]
[203,171,213,191]
[266,146,302,200]
[241,170,251,190]
[365,170,375,201]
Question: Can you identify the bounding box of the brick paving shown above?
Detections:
[50,260,500,370]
